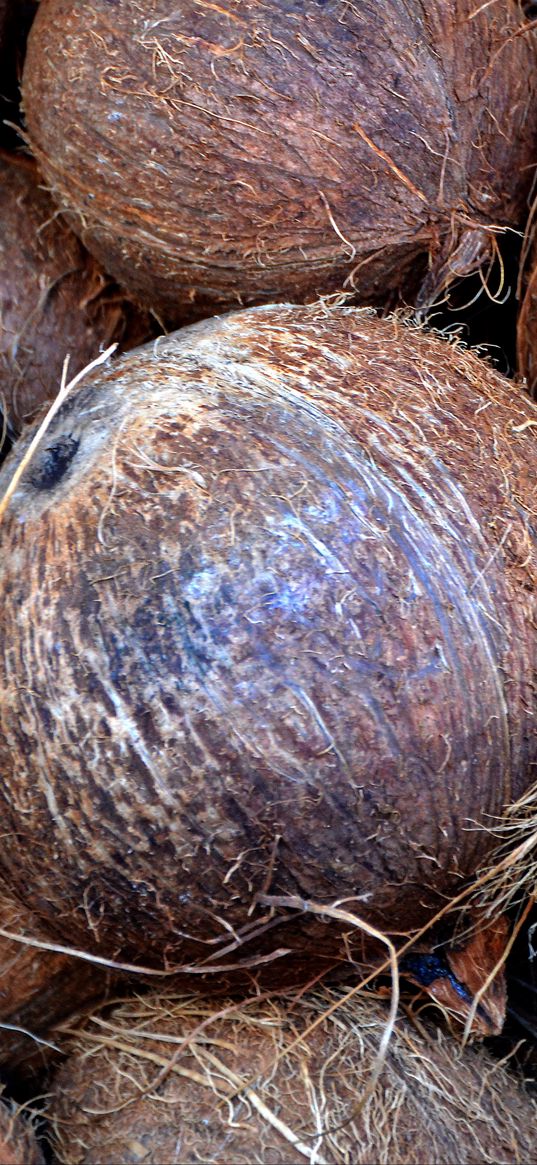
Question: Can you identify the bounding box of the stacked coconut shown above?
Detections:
[1,1,537,1161]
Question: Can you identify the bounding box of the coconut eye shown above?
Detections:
[29,434,80,490]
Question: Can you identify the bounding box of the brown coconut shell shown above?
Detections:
[0,886,117,1083]
[0,1097,44,1165]
[0,304,535,974]
[48,988,537,1165]
[21,0,537,326]
[0,151,153,432]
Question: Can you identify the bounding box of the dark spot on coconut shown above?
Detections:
[0,410,14,467]
[36,700,54,741]
[29,434,79,490]
[402,952,458,989]
[401,951,492,1025]
[127,598,214,685]
[178,601,213,676]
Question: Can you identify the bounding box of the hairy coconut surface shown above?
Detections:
[0,305,536,973]
[21,0,537,325]
[0,1097,44,1165]
[0,886,117,1082]
[49,987,537,1165]
[0,151,153,432]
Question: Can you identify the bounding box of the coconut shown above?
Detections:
[0,305,533,969]
[0,151,153,432]
[0,303,536,970]
[21,0,537,326]
[0,1097,44,1165]
[0,304,535,973]
[48,987,537,1165]
[0,885,117,1083]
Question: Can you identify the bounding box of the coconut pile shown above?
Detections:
[1,3,537,1163]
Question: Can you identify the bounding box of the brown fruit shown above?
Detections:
[22,0,537,325]
[48,987,537,1164]
[0,305,535,971]
[0,151,152,432]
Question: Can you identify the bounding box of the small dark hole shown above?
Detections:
[0,411,14,468]
[29,434,80,491]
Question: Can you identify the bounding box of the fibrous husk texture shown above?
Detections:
[0,305,535,972]
[0,885,116,1081]
[0,151,152,432]
[22,0,537,325]
[0,1097,44,1165]
[471,773,537,922]
[49,988,537,1165]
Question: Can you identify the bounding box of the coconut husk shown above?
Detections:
[0,885,117,1083]
[0,150,153,432]
[48,986,537,1165]
[472,777,537,923]
[21,1,537,326]
[0,1096,44,1165]
[0,304,535,974]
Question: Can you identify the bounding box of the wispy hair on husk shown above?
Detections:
[0,1089,45,1164]
[472,780,537,919]
[49,983,537,1165]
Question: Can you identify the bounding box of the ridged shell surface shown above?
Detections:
[0,305,535,969]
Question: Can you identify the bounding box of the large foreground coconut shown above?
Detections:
[22,0,537,325]
[49,987,537,1164]
[0,152,152,432]
[0,305,535,971]
[0,1097,44,1165]
[0,886,117,1082]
